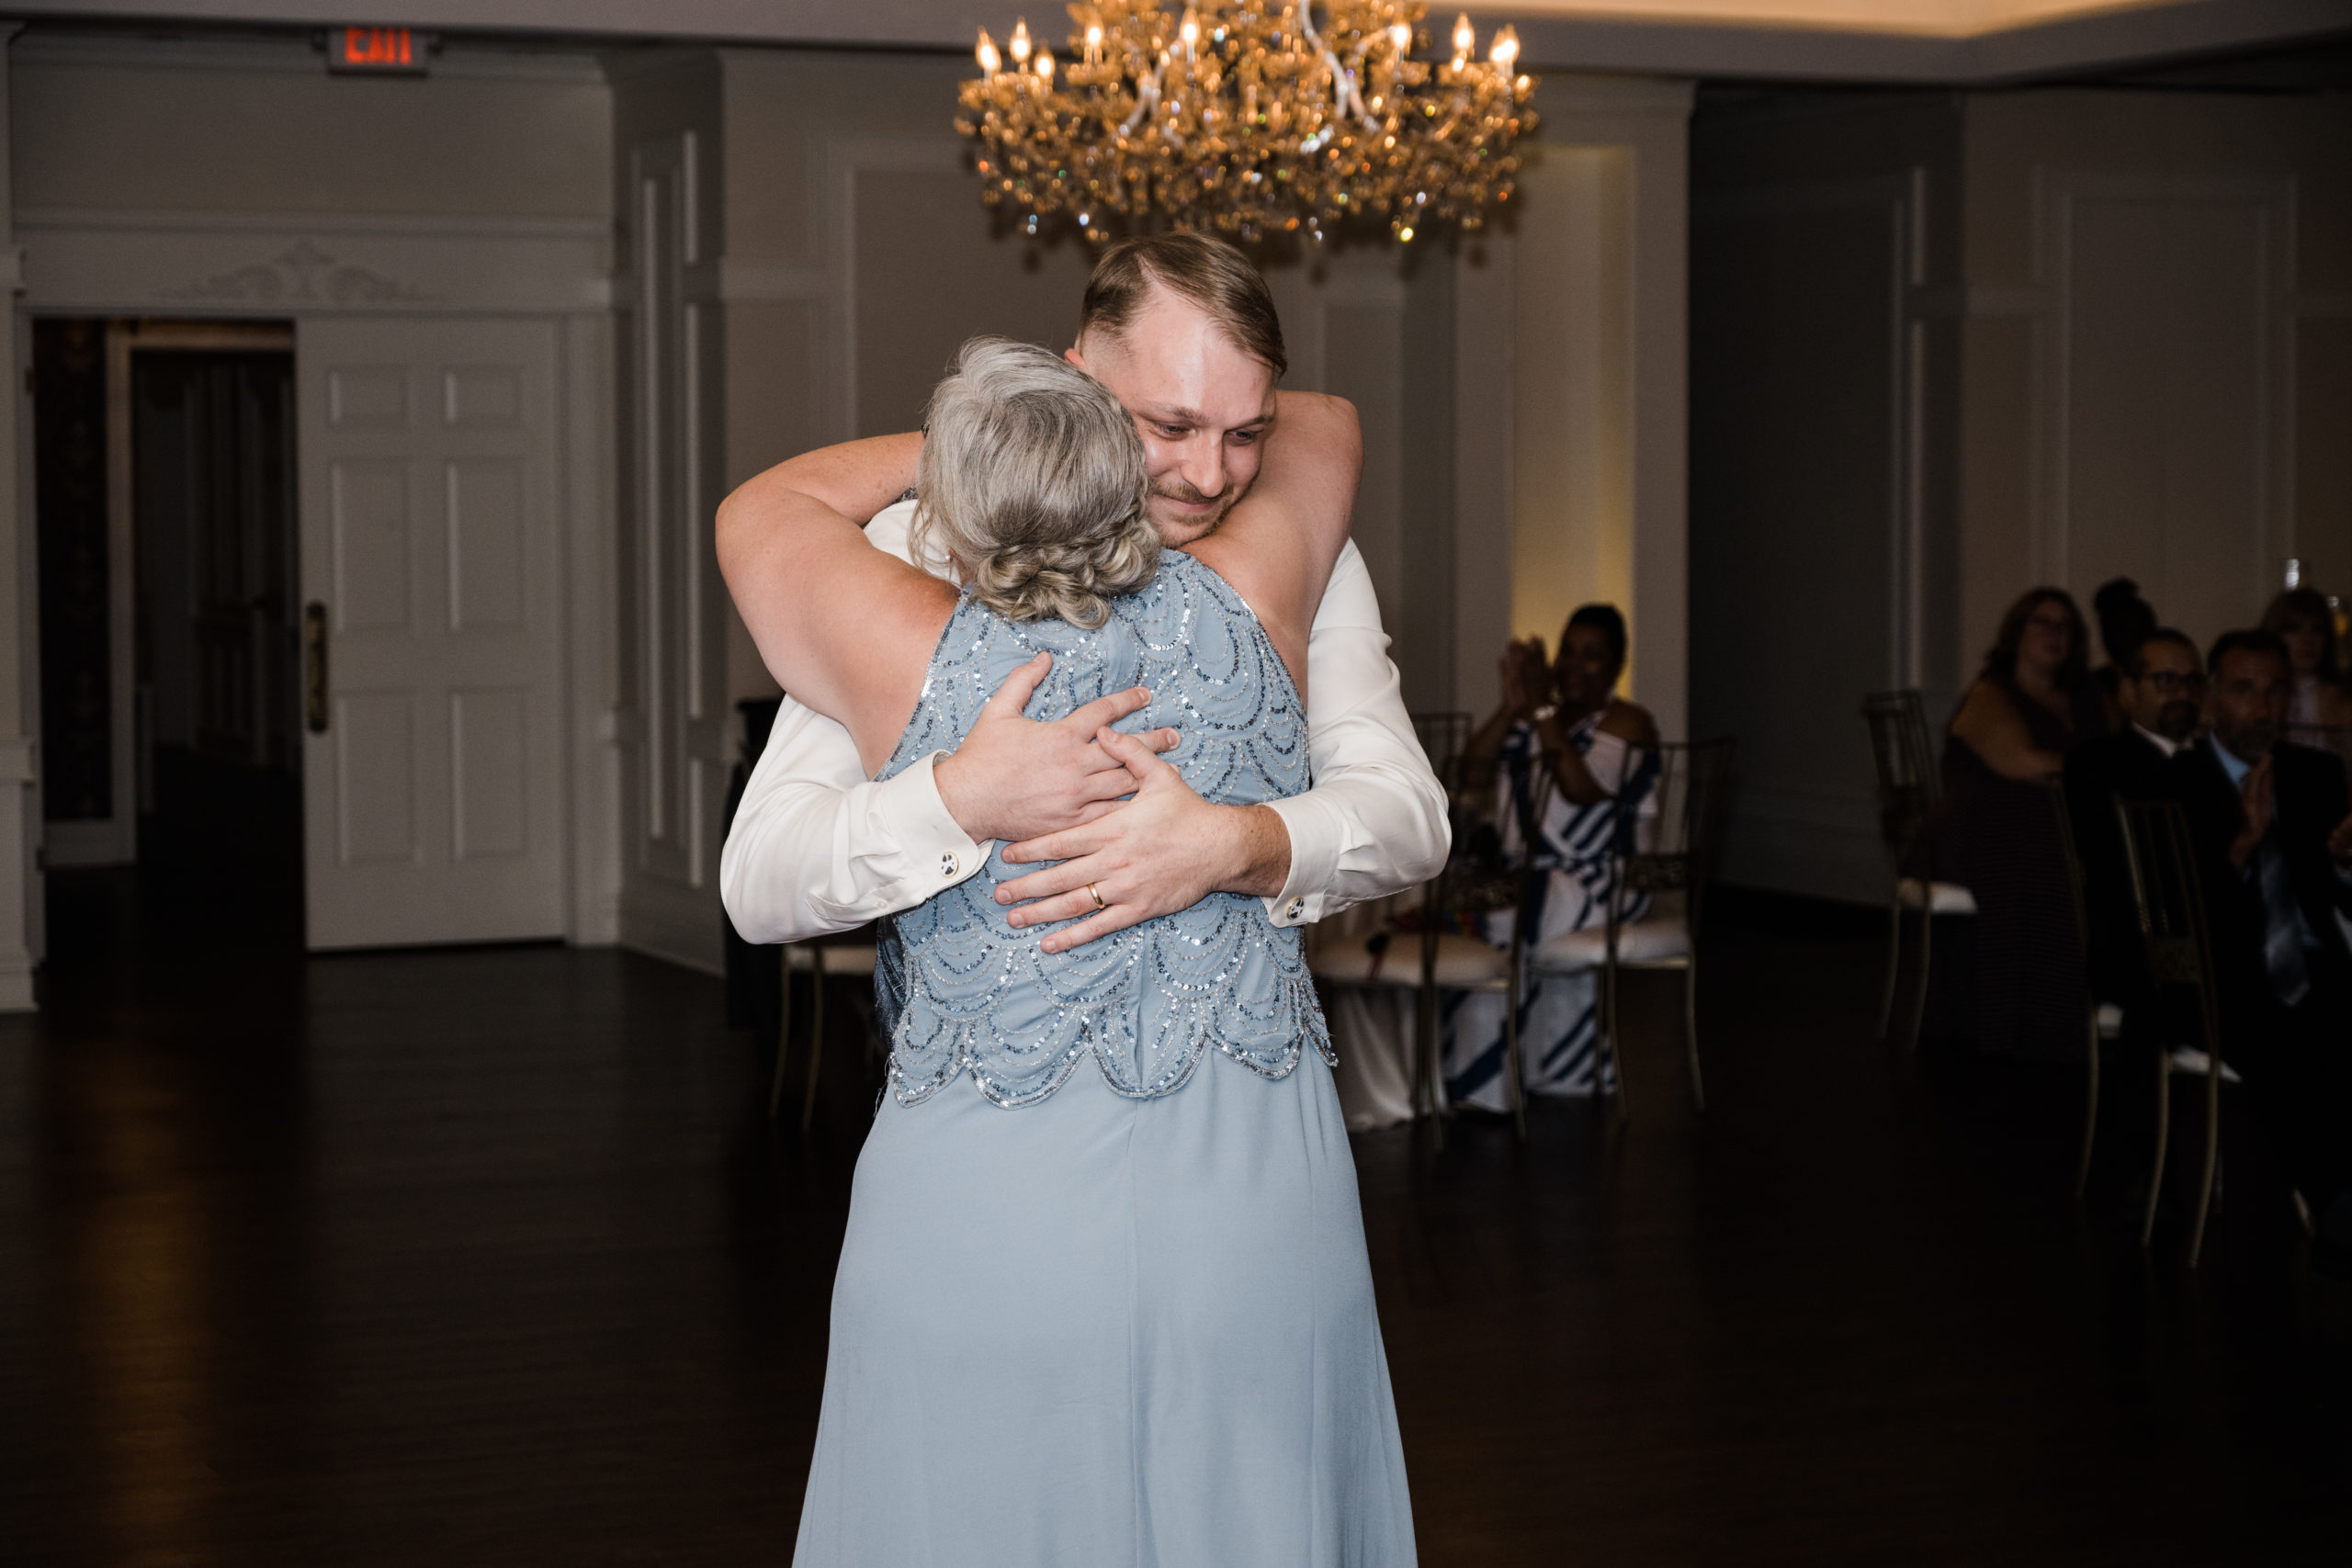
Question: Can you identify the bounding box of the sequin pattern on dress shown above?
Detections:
[873,550,1330,1109]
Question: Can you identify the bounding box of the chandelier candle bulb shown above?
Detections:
[1010,17,1033,63]
[976,27,1001,76]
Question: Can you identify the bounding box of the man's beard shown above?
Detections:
[2218,717,2277,759]
[2155,699,2199,742]
[1148,479,1242,541]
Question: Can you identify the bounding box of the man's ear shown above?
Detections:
[1064,343,1089,372]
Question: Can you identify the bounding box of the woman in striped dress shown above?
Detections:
[1442,604,1658,1109]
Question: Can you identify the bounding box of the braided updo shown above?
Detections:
[910,337,1158,630]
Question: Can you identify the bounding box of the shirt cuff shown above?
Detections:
[1260,794,1340,928]
[877,751,989,892]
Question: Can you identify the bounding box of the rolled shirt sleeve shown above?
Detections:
[1259,540,1451,928]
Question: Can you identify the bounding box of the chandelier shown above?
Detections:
[955,3,1535,246]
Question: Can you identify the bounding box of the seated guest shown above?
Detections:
[2172,630,2352,1255]
[1928,587,2113,1059]
[2261,587,2352,751]
[1442,604,1657,1109]
[2090,578,2159,706]
[2064,627,2203,1014]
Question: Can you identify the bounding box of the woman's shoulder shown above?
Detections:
[1596,698,1658,746]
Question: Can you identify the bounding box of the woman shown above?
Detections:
[739,339,1415,1565]
[1442,604,1659,1107]
[2262,587,2352,751]
[1928,587,2111,1060]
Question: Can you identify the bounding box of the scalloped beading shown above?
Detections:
[874,552,1331,1110]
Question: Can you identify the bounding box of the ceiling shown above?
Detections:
[8,0,2349,82]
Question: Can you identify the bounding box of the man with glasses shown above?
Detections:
[2065,627,2204,1026]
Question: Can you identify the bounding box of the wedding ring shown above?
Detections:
[1087,883,1106,910]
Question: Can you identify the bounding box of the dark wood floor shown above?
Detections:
[5,851,2349,1564]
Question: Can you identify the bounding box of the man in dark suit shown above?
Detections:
[2065,627,2202,1011]
[2171,629,2352,1247]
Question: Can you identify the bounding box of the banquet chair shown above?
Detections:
[1412,710,1473,784]
[1861,690,1974,1047]
[1307,749,1556,1144]
[2048,780,2127,1201]
[773,930,881,1133]
[1526,738,1735,1121]
[2114,796,2232,1267]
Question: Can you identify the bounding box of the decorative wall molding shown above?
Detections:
[826,133,968,444]
[169,237,435,305]
[2033,167,2296,613]
[17,208,611,313]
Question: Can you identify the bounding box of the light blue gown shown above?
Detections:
[793,552,1417,1567]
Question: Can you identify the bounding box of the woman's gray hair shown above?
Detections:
[910,337,1158,630]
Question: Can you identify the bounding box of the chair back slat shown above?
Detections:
[1861,689,1939,858]
[1411,711,1474,794]
[2112,795,2222,1051]
[1608,738,1736,939]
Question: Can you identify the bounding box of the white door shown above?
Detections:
[297,317,566,949]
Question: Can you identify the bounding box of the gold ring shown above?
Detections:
[1087,883,1106,910]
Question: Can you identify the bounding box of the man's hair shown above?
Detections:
[2207,627,2289,677]
[911,337,1157,630]
[2091,577,2157,665]
[1566,604,1630,671]
[2125,626,2199,677]
[1079,232,1287,378]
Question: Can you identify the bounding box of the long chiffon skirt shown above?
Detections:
[792,1049,1418,1567]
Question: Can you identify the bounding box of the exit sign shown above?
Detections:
[327,27,429,74]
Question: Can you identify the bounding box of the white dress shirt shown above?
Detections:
[721,500,1449,944]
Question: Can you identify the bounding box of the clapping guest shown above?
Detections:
[2262,588,2352,751]
[1443,604,1658,1110]
[2064,627,2200,1015]
[1928,588,2114,1059]
[2171,630,2352,1260]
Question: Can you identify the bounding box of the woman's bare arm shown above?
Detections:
[712,434,956,773]
[1184,391,1363,699]
[1950,680,2064,781]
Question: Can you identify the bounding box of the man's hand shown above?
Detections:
[931,653,1180,845]
[993,728,1290,953]
[2328,807,2352,867]
[2230,754,2276,871]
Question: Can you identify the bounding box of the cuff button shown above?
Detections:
[940,852,960,877]
[1285,898,1305,920]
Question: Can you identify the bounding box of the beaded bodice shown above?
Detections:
[874,550,1330,1110]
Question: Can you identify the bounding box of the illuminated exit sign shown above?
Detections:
[326,27,430,74]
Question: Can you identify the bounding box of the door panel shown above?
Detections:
[300,316,565,949]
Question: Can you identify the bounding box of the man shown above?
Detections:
[2064,626,2201,1010]
[717,232,1447,971]
[2172,629,2352,1247]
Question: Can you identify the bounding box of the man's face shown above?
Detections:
[2122,639,2201,742]
[1068,287,1277,547]
[2207,648,2290,761]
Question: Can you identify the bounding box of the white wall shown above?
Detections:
[1691,83,2352,907]
[0,27,36,1009]
[9,29,619,978]
[1454,74,1694,738]
[1960,88,2352,665]
[1690,91,1964,903]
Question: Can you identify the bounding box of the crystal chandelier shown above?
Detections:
[956,3,1535,246]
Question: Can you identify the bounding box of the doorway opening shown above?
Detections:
[32,318,302,964]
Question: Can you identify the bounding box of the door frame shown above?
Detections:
[45,320,295,869]
[15,208,618,942]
